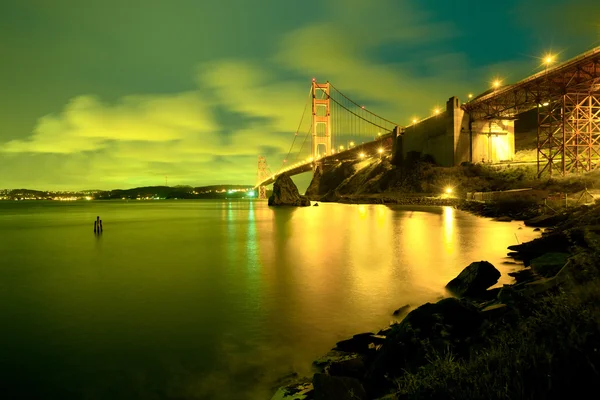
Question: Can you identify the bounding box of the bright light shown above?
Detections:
[339,145,344,150]
[350,141,355,147]
[378,148,383,154]
[247,191,255,197]
[412,118,418,124]
[85,196,92,201]
[544,53,556,65]
[493,79,501,89]
[468,93,473,99]
[445,187,453,194]
[434,108,440,115]
[309,156,314,162]
[377,132,381,136]
[542,102,549,106]
[359,152,365,159]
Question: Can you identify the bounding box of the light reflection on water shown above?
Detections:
[0,200,538,399]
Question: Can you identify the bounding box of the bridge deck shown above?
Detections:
[255,133,394,187]
[463,46,600,120]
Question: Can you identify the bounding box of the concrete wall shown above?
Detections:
[396,97,515,166]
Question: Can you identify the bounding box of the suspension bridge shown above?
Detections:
[255,46,600,199]
[254,80,400,199]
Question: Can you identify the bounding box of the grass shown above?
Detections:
[394,273,600,400]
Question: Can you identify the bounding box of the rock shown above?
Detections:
[367,298,483,387]
[445,261,501,297]
[313,351,360,370]
[305,165,323,197]
[376,327,391,336]
[268,174,311,206]
[534,227,541,231]
[481,303,509,319]
[508,268,539,284]
[508,232,570,264]
[312,373,367,400]
[313,203,319,206]
[271,376,314,400]
[320,190,341,203]
[524,213,568,227]
[335,333,385,354]
[399,298,483,339]
[392,304,410,316]
[529,252,570,277]
[328,356,366,380]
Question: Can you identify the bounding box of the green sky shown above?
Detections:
[1,0,598,190]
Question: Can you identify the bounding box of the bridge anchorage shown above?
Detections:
[254,80,399,194]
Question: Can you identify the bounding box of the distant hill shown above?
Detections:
[94,185,256,200]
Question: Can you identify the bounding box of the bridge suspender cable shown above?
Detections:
[327,94,393,132]
[327,81,400,127]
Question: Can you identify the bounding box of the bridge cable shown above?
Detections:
[279,85,313,172]
[327,94,393,132]
[328,81,400,127]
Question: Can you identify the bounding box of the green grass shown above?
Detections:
[394,275,600,400]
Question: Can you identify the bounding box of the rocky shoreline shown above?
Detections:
[270,202,600,399]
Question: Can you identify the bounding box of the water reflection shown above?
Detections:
[0,200,540,400]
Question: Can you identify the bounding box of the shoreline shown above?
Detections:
[272,200,588,399]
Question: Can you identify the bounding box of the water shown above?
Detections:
[0,200,538,399]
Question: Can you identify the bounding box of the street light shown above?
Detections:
[350,141,355,147]
[493,79,501,89]
[359,152,365,159]
[412,118,418,124]
[544,53,555,66]
[378,148,383,154]
[468,93,473,100]
[339,145,344,150]
[434,108,441,115]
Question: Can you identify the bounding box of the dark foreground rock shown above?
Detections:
[445,261,501,297]
[392,304,410,316]
[269,173,311,206]
[313,373,367,400]
[366,298,482,395]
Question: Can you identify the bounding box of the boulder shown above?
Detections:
[392,304,410,316]
[312,373,367,400]
[328,356,366,380]
[313,350,360,371]
[268,174,311,206]
[508,268,539,284]
[320,190,340,203]
[270,376,314,400]
[367,298,482,387]
[445,261,501,297]
[335,332,386,354]
[313,203,319,206]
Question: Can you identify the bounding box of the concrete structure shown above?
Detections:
[397,97,515,166]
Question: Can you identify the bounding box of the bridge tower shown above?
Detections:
[312,81,331,158]
[256,156,268,199]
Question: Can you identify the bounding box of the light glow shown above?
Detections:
[359,152,365,159]
[493,79,501,89]
[445,187,453,194]
[544,53,556,65]
[378,148,383,154]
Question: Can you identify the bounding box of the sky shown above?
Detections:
[1,0,599,190]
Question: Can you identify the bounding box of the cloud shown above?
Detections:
[272,0,472,123]
[0,63,306,189]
